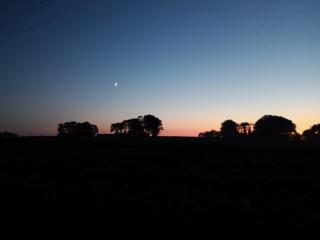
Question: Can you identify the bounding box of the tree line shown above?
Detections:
[1,114,319,141]
[199,115,320,140]
[55,114,318,141]
[55,114,163,138]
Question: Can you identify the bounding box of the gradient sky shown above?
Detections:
[0,0,319,136]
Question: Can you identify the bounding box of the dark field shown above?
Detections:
[1,136,320,237]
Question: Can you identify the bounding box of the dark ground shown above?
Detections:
[1,136,319,238]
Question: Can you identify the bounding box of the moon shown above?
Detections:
[114,82,118,87]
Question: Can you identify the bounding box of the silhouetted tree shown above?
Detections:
[58,121,98,137]
[238,122,253,135]
[221,120,239,138]
[111,123,120,134]
[0,131,18,139]
[110,122,126,134]
[143,115,164,137]
[302,124,320,140]
[253,115,296,138]
[58,122,77,137]
[124,118,145,136]
[80,122,98,136]
[199,130,221,138]
[110,115,164,137]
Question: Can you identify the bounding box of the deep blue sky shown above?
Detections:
[0,0,319,136]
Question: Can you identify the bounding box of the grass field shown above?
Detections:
[1,136,319,237]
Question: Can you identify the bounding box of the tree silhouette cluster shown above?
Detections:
[57,121,98,137]
[198,130,221,138]
[302,124,320,141]
[111,114,164,137]
[54,114,318,141]
[199,115,299,139]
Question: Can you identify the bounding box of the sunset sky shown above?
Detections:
[0,0,319,136]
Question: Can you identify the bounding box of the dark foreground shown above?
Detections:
[1,136,320,238]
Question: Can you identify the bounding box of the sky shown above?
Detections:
[0,0,319,136]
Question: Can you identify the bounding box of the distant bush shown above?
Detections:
[57,121,98,137]
[198,130,221,138]
[0,131,18,139]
